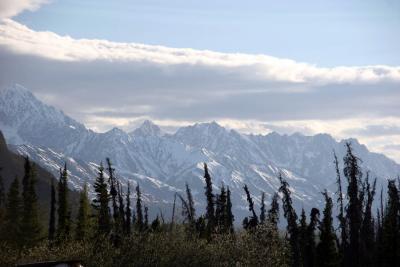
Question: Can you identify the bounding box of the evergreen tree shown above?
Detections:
[0,168,5,225]
[203,163,215,235]
[360,174,376,267]
[243,184,258,229]
[215,185,227,233]
[343,143,362,266]
[260,191,266,224]
[279,173,300,267]
[151,216,161,232]
[186,183,196,226]
[136,184,144,231]
[125,182,132,235]
[106,158,119,226]
[92,162,111,235]
[305,208,320,267]
[2,177,21,246]
[75,183,90,241]
[57,163,70,240]
[381,180,400,267]
[316,190,339,267]
[267,193,280,230]
[333,151,348,266]
[144,206,149,230]
[20,157,42,247]
[226,187,234,234]
[48,179,56,241]
[299,208,308,267]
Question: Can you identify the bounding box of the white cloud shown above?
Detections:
[0,19,399,84]
[0,19,399,162]
[0,0,49,19]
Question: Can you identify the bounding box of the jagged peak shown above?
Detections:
[132,120,163,137]
[1,83,35,98]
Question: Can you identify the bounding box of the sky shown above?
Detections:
[0,0,399,162]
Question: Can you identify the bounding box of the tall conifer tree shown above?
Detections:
[316,190,339,267]
[343,143,362,266]
[381,180,400,267]
[279,173,300,267]
[75,183,90,241]
[2,177,21,246]
[267,193,280,230]
[203,163,215,235]
[57,163,70,240]
[260,192,266,224]
[125,182,132,235]
[48,179,56,241]
[136,184,144,231]
[20,157,42,247]
[92,162,111,235]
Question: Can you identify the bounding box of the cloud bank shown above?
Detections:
[0,0,49,19]
[0,19,399,162]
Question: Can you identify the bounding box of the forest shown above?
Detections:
[0,142,399,267]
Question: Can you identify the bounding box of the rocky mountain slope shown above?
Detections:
[1,84,399,218]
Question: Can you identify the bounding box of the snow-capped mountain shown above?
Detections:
[1,84,400,218]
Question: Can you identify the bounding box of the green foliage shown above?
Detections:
[75,183,91,241]
[136,184,144,231]
[279,173,300,267]
[57,163,70,240]
[0,225,290,267]
[203,163,215,236]
[343,142,362,266]
[48,179,56,241]
[316,190,339,267]
[2,177,21,246]
[92,162,111,235]
[20,157,43,247]
[267,192,280,230]
[381,179,400,267]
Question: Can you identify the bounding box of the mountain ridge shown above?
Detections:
[1,84,399,218]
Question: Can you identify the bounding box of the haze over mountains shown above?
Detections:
[1,84,400,217]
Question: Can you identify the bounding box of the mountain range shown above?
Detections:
[1,84,400,219]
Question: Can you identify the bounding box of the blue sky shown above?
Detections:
[0,0,400,162]
[14,0,400,67]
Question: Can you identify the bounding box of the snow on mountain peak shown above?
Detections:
[132,120,163,137]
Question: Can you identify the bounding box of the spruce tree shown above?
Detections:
[57,163,70,240]
[2,177,21,246]
[343,142,362,266]
[260,191,266,224]
[20,157,42,247]
[92,162,111,235]
[215,185,227,233]
[144,206,149,230]
[106,158,119,227]
[279,173,300,267]
[136,184,144,231]
[316,190,339,267]
[125,182,132,235]
[381,180,400,267]
[333,151,348,266]
[203,163,215,235]
[48,179,56,241]
[360,175,376,267]
[186,183,196,226]
[267,192,280,230]
[0,168,5,225]
[305,207,320,267]
[243,184,258,229]
[75,183,90,241]
[299,208,308,267]
[226,187,234,234]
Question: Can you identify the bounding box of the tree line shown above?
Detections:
[0,143,399,266]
